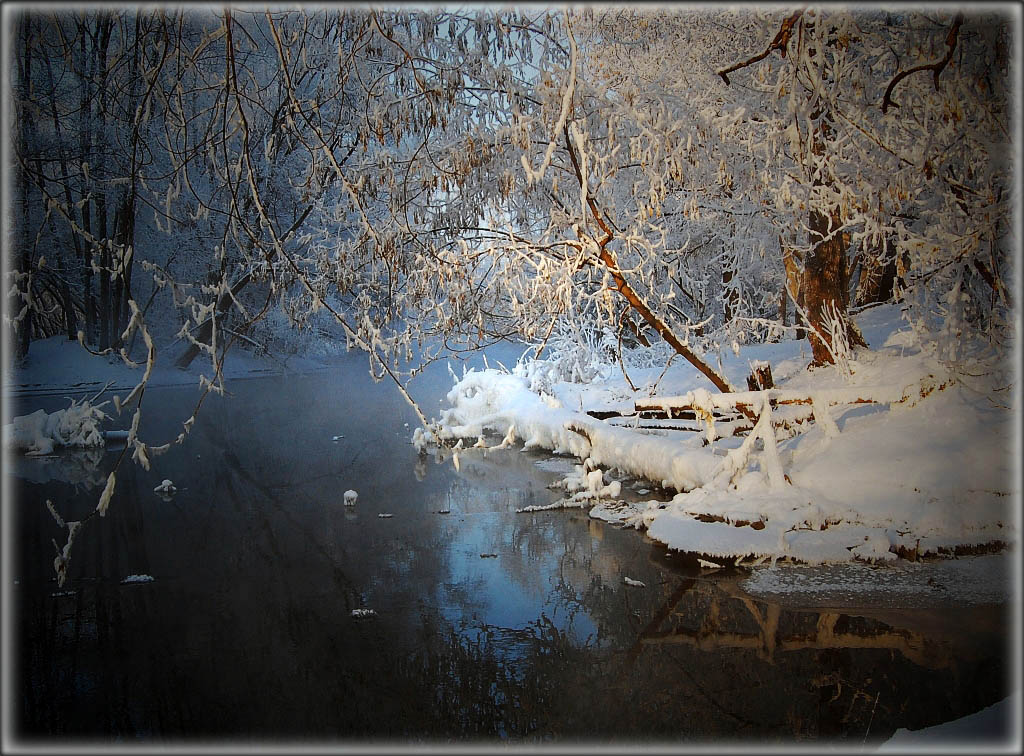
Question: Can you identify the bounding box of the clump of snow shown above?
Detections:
[121,574,154,584]
[623,577,646,587]
[351,608,376,618]
[153,479,176,495]
[516,321,618,394]
[343,489,358,506]
[548,458,625,504]
[377,513,393,519]
[4,399,108,455]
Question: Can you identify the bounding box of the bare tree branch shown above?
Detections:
[717,9,804,86]
[881,13,964,114]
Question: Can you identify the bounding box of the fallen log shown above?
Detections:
[589,408,746,422]
[635,383,929,416]
[606,419,755,435]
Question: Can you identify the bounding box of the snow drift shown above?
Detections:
[4,399,108,456]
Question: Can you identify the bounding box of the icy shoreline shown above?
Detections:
[3,333,335,400]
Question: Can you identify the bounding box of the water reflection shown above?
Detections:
[7,366,1011,745]
[13,448,107,489]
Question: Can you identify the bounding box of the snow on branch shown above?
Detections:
[521,10,578,186]
[710,392,786,489]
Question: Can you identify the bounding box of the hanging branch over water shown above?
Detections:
[560,121,737,395]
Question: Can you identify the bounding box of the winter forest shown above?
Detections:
[3,3,1021,747]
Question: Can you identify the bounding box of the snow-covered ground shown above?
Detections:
[3,332,329,398]
[3,333,335,455]
[421,304,1020,568]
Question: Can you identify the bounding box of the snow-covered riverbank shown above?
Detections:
[421,304,1019,567]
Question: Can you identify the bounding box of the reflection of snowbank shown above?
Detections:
[423,306,1017,565]
[8,448,108,488]
[4,400,107,455]
[743,554,1012,607]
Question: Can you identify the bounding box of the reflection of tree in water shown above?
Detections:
[476,539,1007,743]
[15,493,1009,744]
[11,379,1010,743]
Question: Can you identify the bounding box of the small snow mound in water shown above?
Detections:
[351,608,376,618]
[154,479,176,494]
[122,574,154,584]
[343,489,358,505]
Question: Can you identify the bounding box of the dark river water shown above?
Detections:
[5,352,1013,747]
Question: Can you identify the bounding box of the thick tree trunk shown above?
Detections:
[802,111,865,366]
[722,222,738,324]
[13,18,33,361]
[114,12,142,344]
[802,209,867,366]
[95,16,112,350]
[778,281,787,329]
[722,264,738,323]
[44,50,83,339]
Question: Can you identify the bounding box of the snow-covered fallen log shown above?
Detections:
[425,369,721,493]
[635,376,949,416]
[3,400,108,456]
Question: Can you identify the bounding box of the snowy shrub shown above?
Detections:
[515,319,619,394]
[820,301,853,380]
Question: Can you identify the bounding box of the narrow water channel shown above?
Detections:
[6,355,1012,746]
